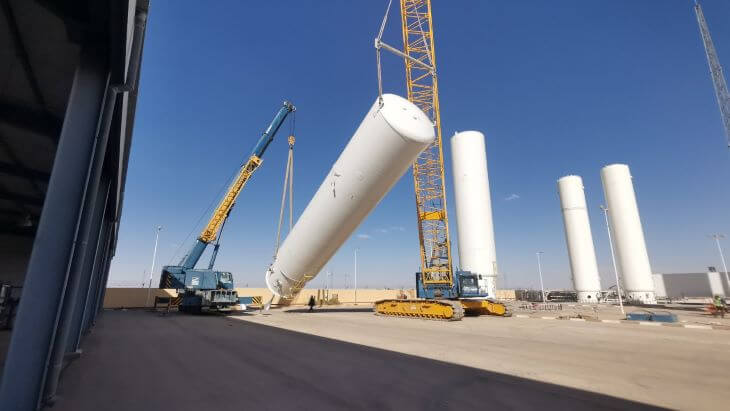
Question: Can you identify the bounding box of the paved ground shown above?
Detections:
[508,301,730,327]
[51,310,662,411]
[233,306,730,410]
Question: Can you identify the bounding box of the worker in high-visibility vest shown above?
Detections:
[713,295,727,318]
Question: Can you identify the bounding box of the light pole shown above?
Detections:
[536,251,546,303]
[601,205,624,315]
[145,225,162,307]
[709,234,730,290]
[354,248,359,304]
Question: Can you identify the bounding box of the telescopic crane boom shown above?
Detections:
[179,102,295,269]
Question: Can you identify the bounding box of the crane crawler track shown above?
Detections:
[374,299,465,321]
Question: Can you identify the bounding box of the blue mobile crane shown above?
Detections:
[159,101,295,313]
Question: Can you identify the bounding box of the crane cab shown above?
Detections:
[415,270,489,300]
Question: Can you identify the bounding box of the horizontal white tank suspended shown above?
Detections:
[265,94,435,298]
[600,164,656,304]
[557,175,601,303]
[450,131,497,297]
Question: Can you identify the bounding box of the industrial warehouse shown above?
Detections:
[1,1,730,410]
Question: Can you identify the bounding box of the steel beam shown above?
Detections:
[0,45,107,411]
[0,101,62,140]
[0,188,44,207]
[0,161,50,182]
[1,0,48,110]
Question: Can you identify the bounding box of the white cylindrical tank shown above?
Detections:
[600,164,656,304]
[708,271,726,297]
[652,274,667,299]
[557,175,602,303]
[265,94,435,298]
[450,131,497,297]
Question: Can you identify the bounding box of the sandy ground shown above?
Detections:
[509,301,730,327]
[233,305,730,410]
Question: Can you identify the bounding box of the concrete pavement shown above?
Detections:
[233,306,730,410]
[51,310,661,410]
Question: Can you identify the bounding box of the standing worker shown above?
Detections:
[308,295,316,312]
[712,295,727,318]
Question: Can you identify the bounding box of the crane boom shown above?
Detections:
[694,1,730,147]
[400,0,453,285]
[180,101,295,269]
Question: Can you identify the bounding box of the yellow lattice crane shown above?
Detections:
[373,0,507,320]
[399,0,452,285]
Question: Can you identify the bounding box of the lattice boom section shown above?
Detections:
[401,0,452,284]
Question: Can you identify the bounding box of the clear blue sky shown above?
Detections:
[110,1,730,290]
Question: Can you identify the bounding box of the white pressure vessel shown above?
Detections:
[557,175,602,303]
[265,94,435,298]
[600,164,656,304]
[652,274,668,299]
[450,131,497,297]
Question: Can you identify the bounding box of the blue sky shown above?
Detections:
[110,1,730,291]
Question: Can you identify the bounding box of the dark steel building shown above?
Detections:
[0,1,148,408]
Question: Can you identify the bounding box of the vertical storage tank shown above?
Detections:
[265,94,435,298]
[652,274,668,299]
[600,164,656,304]
[451,131,497,297]
[557,175,602,303]
[708,271,726,297]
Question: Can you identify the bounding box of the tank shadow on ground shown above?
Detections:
[52,310,668,411]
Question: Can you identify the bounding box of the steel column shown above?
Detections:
[0,46,107,411]
[94,242,115,318]
[84,223,112,330]
[79,218,111,339]
[43,77,117,405]
[66,178,111,353]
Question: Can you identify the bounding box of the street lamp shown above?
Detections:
[536,251,546,303]
[709,234,730,290]
[354,248,359,305]
[600,205,624,315]
[146,225,163,307]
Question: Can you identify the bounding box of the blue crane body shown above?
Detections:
[160,101,295,313]
[415,271,484,299]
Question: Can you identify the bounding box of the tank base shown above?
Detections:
[625,291,657,305]
[577,291,601,303]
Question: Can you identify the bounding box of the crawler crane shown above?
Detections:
[373,0,507,320]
